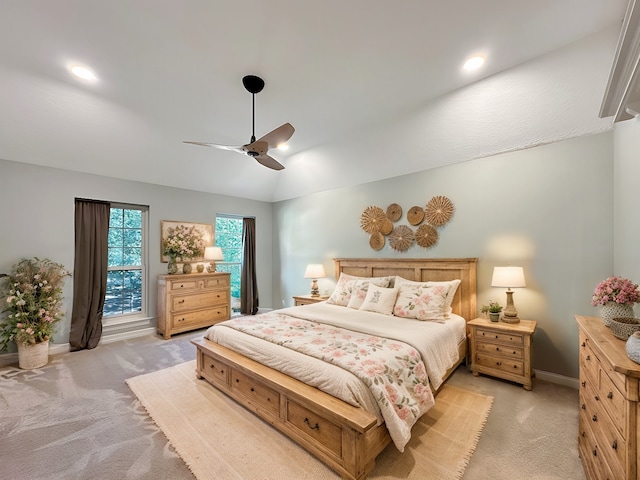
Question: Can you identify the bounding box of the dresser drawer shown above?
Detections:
[230,369,280,417]
[172,306,229,331]
[475,328,523,347]
[475,341,523,360]
[286,400,343,457]
[579,341,599,388]
[474,352,524,375]
[206,276,230,288]
[597,369,626,437]
[169,279,200,291]
[172,292,226,312]
[579,406,619,480]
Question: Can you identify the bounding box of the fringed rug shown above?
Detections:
[126,361,493,480]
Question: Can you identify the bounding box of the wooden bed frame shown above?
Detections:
[192,257,477,480]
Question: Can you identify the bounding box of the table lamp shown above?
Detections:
[491,266,526,323]
[203,246,223,272]
[304,264,326,297]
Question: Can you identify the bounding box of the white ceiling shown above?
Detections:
[0,0,629,202]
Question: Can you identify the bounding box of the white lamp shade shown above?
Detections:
[491,266,526,288]
[304,264,326,279]
[203,246,224,261]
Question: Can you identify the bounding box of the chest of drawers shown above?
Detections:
[157,272,230,339]
[577,315,640,480]
[469,317,536,390]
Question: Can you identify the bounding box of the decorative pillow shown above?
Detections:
[359,284,398,315]
[393,284,448,322]
[395,276,461,318]
[346,278,393,309]
[327,273,393,307]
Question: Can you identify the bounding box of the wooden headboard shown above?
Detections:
[334,258,478,321]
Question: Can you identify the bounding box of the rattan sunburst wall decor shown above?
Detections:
[360,195,454,252]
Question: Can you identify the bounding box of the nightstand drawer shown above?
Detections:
[475,328,523,347]
[475,341,523,360]
[475,352,524,375]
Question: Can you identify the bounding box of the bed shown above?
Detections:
[191,257,477,480]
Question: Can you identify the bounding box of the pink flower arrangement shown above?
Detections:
[591,276,640,306]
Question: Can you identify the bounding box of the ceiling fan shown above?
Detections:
[184,75,294,171]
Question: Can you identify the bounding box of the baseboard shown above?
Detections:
[535,369,579,389]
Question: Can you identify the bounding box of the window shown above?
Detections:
[105,205,148,318]
[215,215,243,312]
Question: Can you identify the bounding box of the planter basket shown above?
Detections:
[17,341,49,369]
[608,317,640,340]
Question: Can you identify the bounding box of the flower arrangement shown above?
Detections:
[591,276,640,306]
[162,224,206,260]
[481,300,503,314]
[0,257,71,349]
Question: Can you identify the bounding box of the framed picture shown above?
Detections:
[160,220,214,262]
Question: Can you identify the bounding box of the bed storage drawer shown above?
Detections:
[201,353,230,386]
[286,400,343,457]
[231,368,280,417]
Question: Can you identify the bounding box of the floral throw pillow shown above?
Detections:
[347,278,393,309]
[393,284,448,322]
[359,284,398,315]
[395,276,461,318]
[326,273,358,306]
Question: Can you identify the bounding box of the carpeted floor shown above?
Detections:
[126,360,493,480]
[0,329,586,479]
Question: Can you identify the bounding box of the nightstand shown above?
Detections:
[293,294,329,306]
[469,317,537,390]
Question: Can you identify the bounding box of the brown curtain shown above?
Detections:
[240,217,259,315]
[69,199,110,351]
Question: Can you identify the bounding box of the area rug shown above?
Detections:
[126,361,493,480]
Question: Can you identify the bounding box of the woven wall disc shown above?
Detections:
[386,203,402,222]
[369,232,384,251]
[416,224,439,248]
[425,196,454,226]
[360,205,386,233]
[389,225,415,252]
[407,206,425,226]
[380,218,393,235]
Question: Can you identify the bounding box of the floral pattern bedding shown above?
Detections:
[221,313,435,451]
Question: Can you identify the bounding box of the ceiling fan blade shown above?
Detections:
[257,123,295,149]
[255,154,285,171]
[183,141,246,154]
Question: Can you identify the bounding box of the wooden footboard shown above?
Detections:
[192,337,391,480]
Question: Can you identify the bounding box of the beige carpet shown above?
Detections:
[126,361,493,480]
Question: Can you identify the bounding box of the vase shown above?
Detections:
[627,332,640,364]
[601,302,635,327]
[167,257,178,275]
[182,262,192,274]
[17,341,49,369]
[197,264,204,273]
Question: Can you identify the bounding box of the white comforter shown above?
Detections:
[205,302,465,450]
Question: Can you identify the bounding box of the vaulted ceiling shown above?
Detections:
[0,1,629,202]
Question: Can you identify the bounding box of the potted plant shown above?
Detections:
[592,276,640,327]
[481,300,503,322]
[0,257,71,369]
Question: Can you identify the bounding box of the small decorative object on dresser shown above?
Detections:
[293,294,329,306]
[469,317,536,390]
[182,262,192,274]
[591,276,640,327]
[626,331,640,364]
[157,272,230,339]
[577,315,640,480]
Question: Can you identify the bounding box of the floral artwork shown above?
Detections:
[591,276,640,306]
[0,257,71,349]
[223,312,435,451]
[160,221,212,262]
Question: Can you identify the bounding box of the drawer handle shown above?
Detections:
[581,403,586,410]
[180,284,184,288]
[178,299,185,304]
[586,355,590,361]
[607,391,613,399]
[594,395,599,401]
[581,342,586,347]
[612,440,618,450]
[496,347,500,351]
[592,449,597,457]
[495,335,499,339]
[581,381,586,387]
[178,318,185,322]
[304,418,319,430]
[250,387,255,392]
[592,414,597,422]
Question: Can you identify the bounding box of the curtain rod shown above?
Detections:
[75,197,110,205]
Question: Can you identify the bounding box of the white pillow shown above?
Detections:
[327,273,393,307]
[395,276,461,317]
[346,278,393,309]
[359,284,398,315]
[393,283,448,322]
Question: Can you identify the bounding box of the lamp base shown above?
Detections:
[501,290,520,323]
[310,279,320,297]
[501,314,520,324]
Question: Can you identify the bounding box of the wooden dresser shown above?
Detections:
[157,272,230,339]
[577,315,640,480]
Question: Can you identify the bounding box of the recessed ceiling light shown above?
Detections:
[463,56,485,71]
[70,65,97,81]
